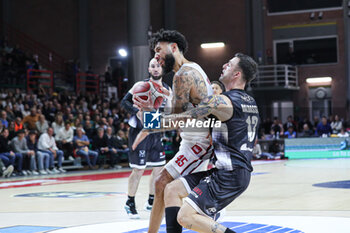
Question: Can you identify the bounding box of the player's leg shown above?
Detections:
[148,168,173,233]
[125,167,144,219]
[164,179,189,233]
[145,134,166,211]
[177,202,235,233]
[125,146,147,219]
[144,166,162,211]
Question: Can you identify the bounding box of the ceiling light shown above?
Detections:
[306,77,332,84]
[200,42,225,49]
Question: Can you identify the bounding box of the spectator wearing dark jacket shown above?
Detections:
[316,116,332,137]
[0,129,24,175]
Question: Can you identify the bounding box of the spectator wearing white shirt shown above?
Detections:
[56,121,74,160]
[38,127,65,173]
[331,115,343,134]
[35,114,49,135]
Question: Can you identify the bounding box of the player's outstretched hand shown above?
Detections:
[132,129,149,151]
[133,92,153,111]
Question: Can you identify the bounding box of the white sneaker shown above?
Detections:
[26,170,32,175]
[68,156,75,161]
[46,169,54,174]
[2,165,14,178]
[31,170,39,175]
[39,170,48,175]
[52,168,60,174]
[143,202,152,212]
[58,167,66,173]
[21,170,28,176]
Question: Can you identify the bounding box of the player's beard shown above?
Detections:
[163,53,175,74]
[151,74,162,80]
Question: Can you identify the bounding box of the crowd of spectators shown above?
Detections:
[0,88,131,178]
[259,115,349,139]
[0,38,40,87]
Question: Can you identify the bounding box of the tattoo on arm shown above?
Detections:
[211,223,227,233]
[186,95,228,119]
[173,67,193,113]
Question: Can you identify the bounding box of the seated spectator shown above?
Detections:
[252,140,262,160]
[331,115,343,134]
[38,127,65,173]
[92,127,111,169]
[115,129,129,150]
[299,123,314,137]
[84,120,95,139]
[338,128,349,138]
[0,121,4,134]
[14,117,24,132]
[316,116,332,137]
[5,105,15,122]
[27,130,49,175]
[211,80,225,95]
[55,121,74,160]
[268,140,284,159]
[11,130,38,175]
[52,113,64,136]
[284,126,296,138]
[0,110,8,128]
[106,127,122,169]
[74,127,98,169]
[270,117,284,138]
[283,115,296,132]
[0,129,24,176]
[35,114,49,134]
[8,121,16,140]
[22,107,39,130]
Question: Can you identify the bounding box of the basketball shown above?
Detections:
[132,81,166,109]
[132,82,151,101]
[149,81,165,109]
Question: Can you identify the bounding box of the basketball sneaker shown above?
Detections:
[143,201,152,212]
[124,202,140,219]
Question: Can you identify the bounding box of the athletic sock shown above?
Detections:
[165,206,182,233]
[126,196,135,205]
[148,194,154,205]
[224,228,236,233]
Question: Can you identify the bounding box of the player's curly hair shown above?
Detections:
[150,29,188,54]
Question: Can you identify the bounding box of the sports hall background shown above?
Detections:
[1,1,350,233]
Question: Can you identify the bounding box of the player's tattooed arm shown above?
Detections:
[172,66,193,113]
[165,94,228,120]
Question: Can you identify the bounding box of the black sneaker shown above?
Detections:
[124,202,140,219]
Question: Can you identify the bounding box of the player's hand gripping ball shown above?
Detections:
[133,81,169,110]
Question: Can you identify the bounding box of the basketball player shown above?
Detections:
[133,29,213,233]
[121,58,172,219]
[162,53,259,233]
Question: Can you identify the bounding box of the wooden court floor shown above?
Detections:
[0,158,349,233]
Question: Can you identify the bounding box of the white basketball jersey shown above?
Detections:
[175,62,213,142]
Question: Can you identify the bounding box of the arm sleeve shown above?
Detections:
[121,92,139,115]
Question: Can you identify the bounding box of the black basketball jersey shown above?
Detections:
[212,89,260,172]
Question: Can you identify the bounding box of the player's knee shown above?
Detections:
[164,181,176,200]
[155,176,167,194]
[132,168,144,178]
